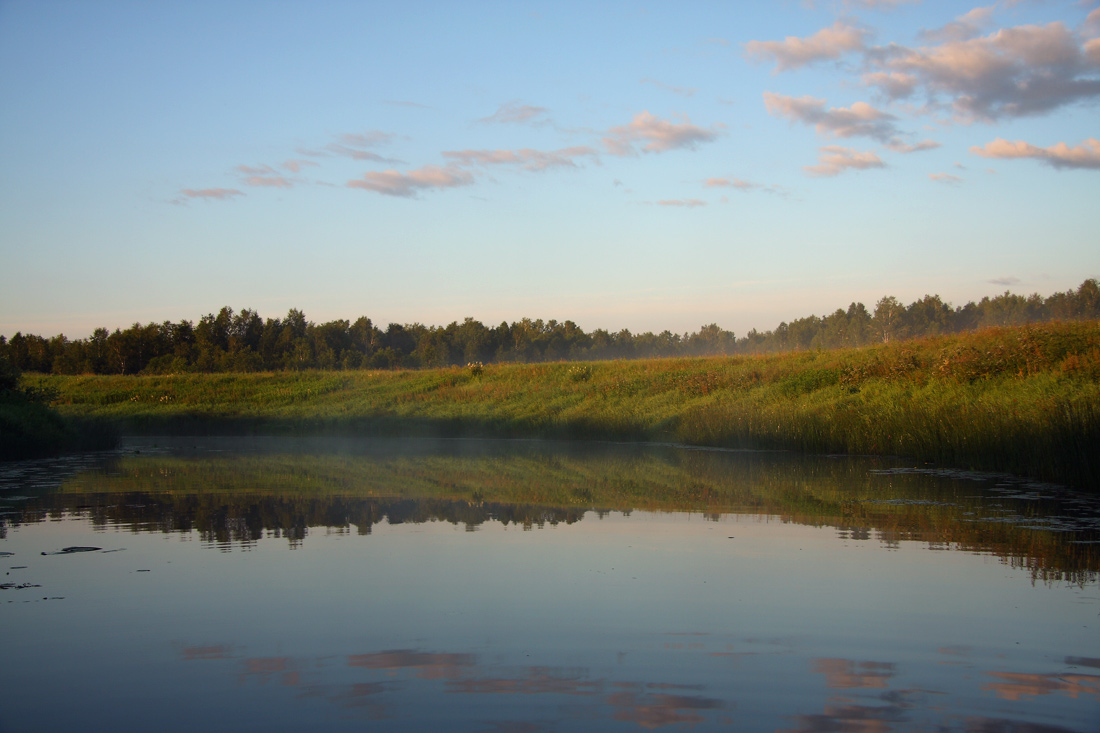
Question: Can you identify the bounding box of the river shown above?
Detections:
[1,436,1097,731]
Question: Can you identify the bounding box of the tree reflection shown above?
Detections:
[2,440,1097,580]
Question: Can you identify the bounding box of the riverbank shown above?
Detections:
[22,321,1100,490]
[0,394,118,460]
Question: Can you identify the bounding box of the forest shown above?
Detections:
[3,279,1098,375]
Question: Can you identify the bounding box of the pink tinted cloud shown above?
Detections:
[339,131,397,148]
[441,146,598,171]
[745,21,868,72]
[603,111,721,155]
[236,164,276,175]
[328,131,402,162]
[327,146,401,162]
[1086,38,1100,65]
[763,93,898,142]
[929,172,963,184]
[282,159,319,173]
[885,139,941,153]
[705,177,760,191]
[478,102,550,125]
[235,163,297,186]
[703,177,787,196]
[865,22,1100,122]
[179,188,245,200]
[860,71,918,100]
[640,78,697,97]
[846,0,918,7]
[970,137,1100,169]
[243,175,293,188]
[346,164,474,197]
[805,146,886,177]
[918,6,996,44]
[656,199,707,207]
[1085,8,1100,37]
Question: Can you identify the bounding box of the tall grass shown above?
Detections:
[25,321,1100,489]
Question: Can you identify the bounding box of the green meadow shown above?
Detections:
[23,321,1100,491]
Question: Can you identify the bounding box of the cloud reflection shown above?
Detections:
[982,672,1100,702]
[607,691,724,729]
[180,644,235,661]
[447,667,602,696]
[814,658,896,689]
[169,639,1098,730]
[348,649,475,680]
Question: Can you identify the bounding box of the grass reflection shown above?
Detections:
[2,439,1096,583]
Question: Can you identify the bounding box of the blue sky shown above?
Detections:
[1,0,1098,339]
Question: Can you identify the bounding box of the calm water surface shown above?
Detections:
[1,437,1098,732]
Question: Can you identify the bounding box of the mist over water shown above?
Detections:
[2,437,1097,731]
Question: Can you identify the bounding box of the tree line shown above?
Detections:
[2,279,1097,375]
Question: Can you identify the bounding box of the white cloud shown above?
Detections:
[970,137,1100,169]
[745,21,868,72]
[804,146,886,177]
[603,111,722,155]
[346,165,474,197]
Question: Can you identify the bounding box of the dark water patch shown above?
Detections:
[41,546,101,555]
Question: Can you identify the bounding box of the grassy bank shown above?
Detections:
[24,321,1100,490]
[0,356,118,460]
[0,393,118,460]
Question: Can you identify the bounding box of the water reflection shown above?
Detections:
[812,658,896,689]
[2,438,1098,731]
[982,672,1100,702]
[168,638,1099,731]
[1,436,1097,582]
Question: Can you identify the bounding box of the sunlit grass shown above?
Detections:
[25,321,1100,489]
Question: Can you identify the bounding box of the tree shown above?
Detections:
[874,296,905,343]
[907,294,953,337]
[0,353,20,392]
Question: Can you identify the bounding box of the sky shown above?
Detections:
[1,0,1098,339]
